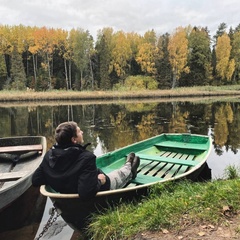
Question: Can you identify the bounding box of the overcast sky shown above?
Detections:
[0,0,239,40]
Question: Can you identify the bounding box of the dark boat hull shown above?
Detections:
[0,136,47,211]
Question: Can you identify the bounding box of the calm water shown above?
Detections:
[1,97,240,239]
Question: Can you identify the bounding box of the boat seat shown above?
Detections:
[0,144,43,153]
[130,174,163,185]
[0,171,30,181]
[137,153,197,166]
[154,141,208,151]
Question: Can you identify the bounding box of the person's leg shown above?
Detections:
[107,162,133,190]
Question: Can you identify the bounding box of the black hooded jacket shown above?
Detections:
[32,143,110,201]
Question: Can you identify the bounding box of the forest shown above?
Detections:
[0,22,239,91]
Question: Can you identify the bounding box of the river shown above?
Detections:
[0,97,240,239]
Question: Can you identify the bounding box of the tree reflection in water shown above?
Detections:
[0,98,240,238]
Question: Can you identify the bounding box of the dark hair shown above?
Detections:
[55,121,78,145]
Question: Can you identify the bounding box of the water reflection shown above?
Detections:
[1,98,240,239]
[1,99,240,176]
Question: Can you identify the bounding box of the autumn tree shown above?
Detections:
[143,29,157,46]
[168,27,189,88]
[109,31,132,81]
[215,32,235,83]
[53,28,69,89]
[212,22,228,78]
[32,27,58,90]
[135,30,158,76]
[126,32,142,75]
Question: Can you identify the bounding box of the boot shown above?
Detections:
[126,152,135,165]
[131,156,140,179]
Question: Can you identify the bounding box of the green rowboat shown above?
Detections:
[40,133,212,230]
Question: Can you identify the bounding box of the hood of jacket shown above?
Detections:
[48,143,84,172]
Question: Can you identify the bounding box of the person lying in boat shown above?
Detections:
[32,121,140,201]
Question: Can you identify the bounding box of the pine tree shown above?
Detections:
[10,48,26,90]
[185,27,212,86]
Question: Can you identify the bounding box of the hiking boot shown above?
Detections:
[131,156,140,179]
[126,152,135,165]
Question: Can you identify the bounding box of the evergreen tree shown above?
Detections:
[231,31,240,82]
[213,22,228,42]
[0,54,7,89]
[156,33,172,89]
[182,27,212,86]
[10,48,26,90]
[95,28,113,90]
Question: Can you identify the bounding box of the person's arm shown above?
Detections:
[32,164,47,186]
[77,152,101,200]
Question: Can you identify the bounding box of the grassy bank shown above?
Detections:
[0,85,240,102]
[87,177,240,239]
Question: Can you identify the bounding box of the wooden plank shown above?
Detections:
[154,152,176,178]
[131,174,163,185]
[137,153,197,166]
[0,144,42,153]
[175,154,194,175]
[155,141,208,151]
[163,153,184,179]
[0,171,30,181]
[139,161,164,175]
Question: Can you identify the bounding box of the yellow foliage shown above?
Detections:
[216,33,234,81]
[136,43,158,74]
[168,27,188,80]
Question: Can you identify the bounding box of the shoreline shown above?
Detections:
[0,95,240,108]
[0,87,240,103]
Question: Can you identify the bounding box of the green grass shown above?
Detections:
[87,177,240,240]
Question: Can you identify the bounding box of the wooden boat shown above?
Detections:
[40,133,212,230]
[0,136,47,211]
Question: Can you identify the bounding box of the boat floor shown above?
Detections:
[0,152,42,190]
[101,149,197,187]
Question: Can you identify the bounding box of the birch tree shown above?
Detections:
[216,32,235,82]
[168,27,189,88]
[71,29,94,90]
[110,31,132,78]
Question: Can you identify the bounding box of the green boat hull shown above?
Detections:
[40,133,212,230]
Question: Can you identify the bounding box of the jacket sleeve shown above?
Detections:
[32,164,47,186]
[32,155,48,186]
[77,152,101,201]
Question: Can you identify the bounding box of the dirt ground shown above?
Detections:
[133,215,240,240]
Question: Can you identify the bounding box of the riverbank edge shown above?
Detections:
[0,87,240,102]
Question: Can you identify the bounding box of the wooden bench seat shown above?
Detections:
[155,141,208,151]
[0,171,30,182]
[0,144,43,153]
[137,153,197,167]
